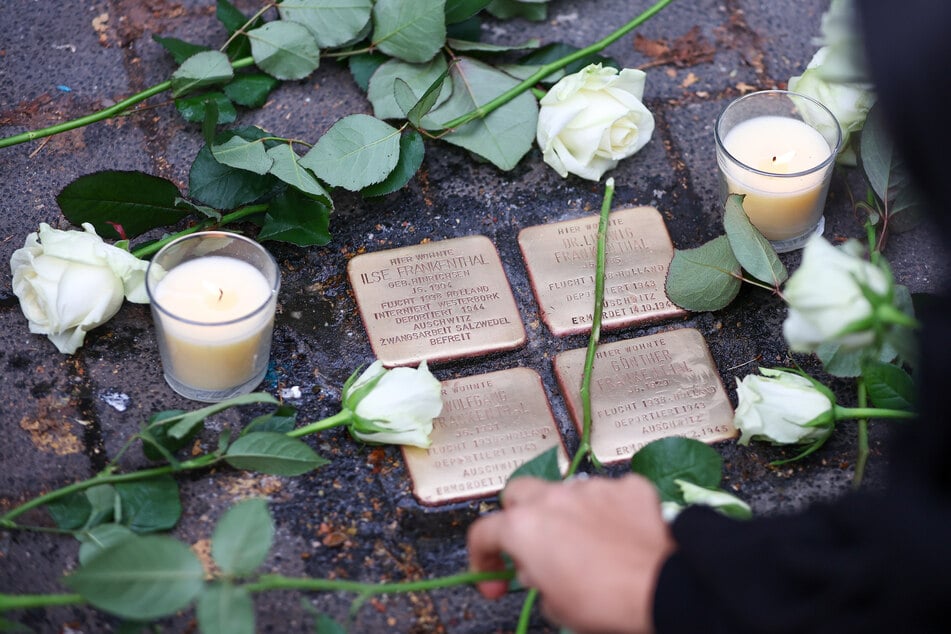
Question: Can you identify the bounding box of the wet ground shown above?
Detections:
[1,1,947,632]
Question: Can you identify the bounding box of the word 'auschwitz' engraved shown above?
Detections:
[553,328,737,465]
[348,236,526,366]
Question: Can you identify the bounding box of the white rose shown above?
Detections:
[789,48,875,166]
[10,223,149,354]
[788,0,874,165]
[343,360,443,448]
[536,63,654,181]
[782,235,891,353]
[733,367,834,446]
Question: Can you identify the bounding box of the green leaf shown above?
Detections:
[189,144,276,209]
[211,498,274,576]
[362,129,425,198]
[141,409,191,461]
[425,56,537,170]
[83,484,118,530]
[63,534,205,620]
[723,194,788,285]
[247,21,320,81]
[862,361,916,411]
[196,583,255,634]
[57,170,187,240]
[266,143,332,204]
[216,0,259,60]
[46,491,92,531]
[348,52,390,92]
[78,523,136,565]
[115,475,182,533]
[372,0,447,63]
[629,437,723,504]
[447,15,481,41]
[300,114,402,191]
[861,105,923,230]
[665,236,742,312]
[367,56,451,121]
[225,432,329,476]
[258,188,333,246]
[171,50,234,98]
[152,35,210,64]
[403,67,452,129]
[212,136,273,175]
[223,73,281,108]
[313,613,348,634]
[506,446,561,483]
[242,405,299,435]
[486,0,547,21]
[446,0,492,23]
[278,0,373,49]
[163,392,281,440]
[175,92,238,125]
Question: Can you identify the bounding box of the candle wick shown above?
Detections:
[218,288,224,302]
[772,156,777,162]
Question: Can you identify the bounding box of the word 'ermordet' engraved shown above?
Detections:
[403,368,569,506]
[518,207,686,336]
[348,235,526,366]
[553,328,736,465]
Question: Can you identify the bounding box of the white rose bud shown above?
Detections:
[733,367,834,446]
[536,63,654,181]
[343,360,443,448]
[10,223,149,354]
[782,235,891,353]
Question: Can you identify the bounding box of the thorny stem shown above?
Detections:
[0,454,219,528]
[568,178,615,477]
[439,0,674,131]
[520,179,615,634]
[130,204,268,259]
[285,410,353,438]
[0,570,515,612]
[0,58,255,149]
[245,569,514,596]
[853,380,870,488]
[0,0,673,149]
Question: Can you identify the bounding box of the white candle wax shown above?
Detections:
[720,115,833,241]
[153,255,275,392]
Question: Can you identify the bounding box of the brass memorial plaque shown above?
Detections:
[403,368,570,506]
[518,207,686,336]
[553,328,736,465]
[348,236,526,367]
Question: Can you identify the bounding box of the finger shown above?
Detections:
[466,513,511,599]
[500,476,553,508]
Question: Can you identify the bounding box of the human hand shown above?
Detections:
[466,474,674,634]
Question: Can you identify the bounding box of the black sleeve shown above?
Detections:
[654,2,951,631]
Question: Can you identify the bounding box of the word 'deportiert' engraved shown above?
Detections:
[518,207,686,336]
[348,236,526,367]
[554,328,736,465]
[403,368,569,506]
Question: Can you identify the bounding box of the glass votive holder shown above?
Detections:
[146,232,280,403]
[715,89,842,253]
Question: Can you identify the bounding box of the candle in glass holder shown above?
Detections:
[716,90,842,252]
[147,233,280,402]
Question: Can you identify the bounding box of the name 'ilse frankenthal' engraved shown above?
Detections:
[348,235,526,366]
